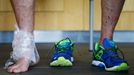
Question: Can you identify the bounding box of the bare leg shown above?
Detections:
[8,0,35,73]
[11,0,34,32]
[100,0,125,45]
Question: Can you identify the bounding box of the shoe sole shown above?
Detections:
[92,60,129,71]
[50,57,73,67]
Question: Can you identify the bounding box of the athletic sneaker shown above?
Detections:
[50,38,74,66]
[92,38,129,71]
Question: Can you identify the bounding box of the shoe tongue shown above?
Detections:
[57,38,71,48]
[103,38,115,49]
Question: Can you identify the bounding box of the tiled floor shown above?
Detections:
[0,43,134,75]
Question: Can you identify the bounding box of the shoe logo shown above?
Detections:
[95,50,103,60]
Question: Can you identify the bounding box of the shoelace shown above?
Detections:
[105,47,125,60]
[46,38,73,58]
[56,43,74,53]
[117,47,125,60]
[46,38,82,59]
[55,38,81,55]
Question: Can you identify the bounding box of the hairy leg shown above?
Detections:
[100,0,125,44]
[8,0,35,73]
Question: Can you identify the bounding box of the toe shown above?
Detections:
[7,64,19,73]
[12,68,21,73]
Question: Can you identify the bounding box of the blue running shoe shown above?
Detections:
[50,38,74,66]
[92,38,129,71]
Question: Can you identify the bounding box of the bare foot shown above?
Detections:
[7,58,30,73]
